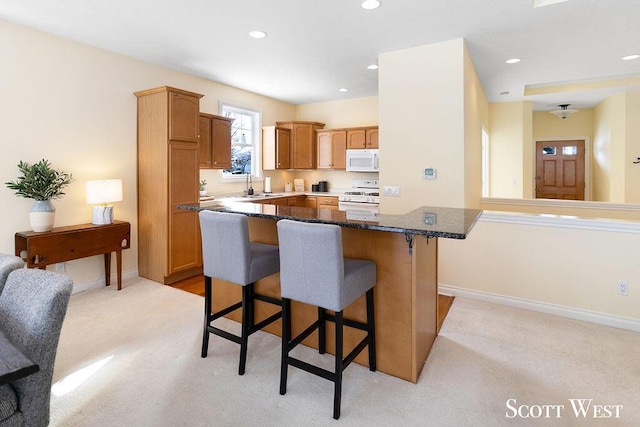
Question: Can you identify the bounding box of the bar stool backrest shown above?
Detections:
[199,211,251,285]
[277,219,345,311]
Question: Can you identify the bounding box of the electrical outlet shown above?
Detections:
[617,280,629,296]
[383,186,401,197]
[55,262,66,272]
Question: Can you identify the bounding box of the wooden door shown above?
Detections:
[317,131,332,168]
[366,127,379,148]
[198,115,212,168]
[535,140,585,200]
[331,130,347,168]
[211,116,232,169]
[347,129,366,149]
[169,92,200,142]
[291,123,316,169]
[169,142,201,274]
[276,127,291,169]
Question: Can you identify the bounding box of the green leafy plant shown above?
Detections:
[199,179,207,191]
[5,159,73,201]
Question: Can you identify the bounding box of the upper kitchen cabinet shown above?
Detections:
[346,126,379,149]
[317,130,346,169]
[169,91,200,142]
[276,121,325,169]
[134,86,204,285]
[263,126,291,170]
[199,113,233,169]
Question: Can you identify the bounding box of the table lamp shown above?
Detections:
[86,179,123,225]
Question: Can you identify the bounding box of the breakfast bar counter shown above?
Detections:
[179,201,481,382]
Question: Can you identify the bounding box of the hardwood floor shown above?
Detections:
[170,274,455,330]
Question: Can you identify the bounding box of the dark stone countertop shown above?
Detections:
[179,201,482,239]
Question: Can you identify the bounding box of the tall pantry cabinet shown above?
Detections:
[135,86,204,284]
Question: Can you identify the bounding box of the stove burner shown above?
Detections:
[344,191,365,195]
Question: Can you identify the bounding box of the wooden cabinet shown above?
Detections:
[199,113,233,169]
[135,86,204,284]
[276,121,325,169]
[317,130,346,169]
[263,126,291,170]
[305,197,317,209]
[346,126,379,149]
[366,127,379,148]
[317,196,339,210]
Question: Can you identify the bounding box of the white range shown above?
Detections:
[338,179,379,221]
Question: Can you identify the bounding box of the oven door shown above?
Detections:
[338,201,380,221]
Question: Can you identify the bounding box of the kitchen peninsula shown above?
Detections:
[179,201,481,382]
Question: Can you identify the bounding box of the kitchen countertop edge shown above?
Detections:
[179,201,482,240]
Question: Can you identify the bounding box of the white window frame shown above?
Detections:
[219,101,262,182]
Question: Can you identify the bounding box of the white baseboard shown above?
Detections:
[70,269,140,294]
[439,284,640,333]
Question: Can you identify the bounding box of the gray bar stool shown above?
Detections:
[199,210,282,375]
[276,219,376,420]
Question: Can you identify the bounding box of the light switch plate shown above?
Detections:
[383,185,401,197]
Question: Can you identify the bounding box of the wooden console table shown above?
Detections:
[15,220,131,290]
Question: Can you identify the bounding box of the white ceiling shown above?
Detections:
[1,0,639,110]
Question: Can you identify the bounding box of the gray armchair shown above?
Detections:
[0,269,73,427]
[0,254,24,296]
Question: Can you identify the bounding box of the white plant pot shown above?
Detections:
[29,200,55,232]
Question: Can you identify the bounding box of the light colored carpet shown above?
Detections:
[50,277,640,426]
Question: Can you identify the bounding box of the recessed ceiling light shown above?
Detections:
[622,54,640,61]
[338,88,349,92]
[367,64,379,70]
[248,30,267,39]
[361,0,381,10]
[506,58,521,64]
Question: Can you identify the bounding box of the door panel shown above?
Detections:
[536,140,585,200]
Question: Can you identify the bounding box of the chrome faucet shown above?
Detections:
[245,173,254,195]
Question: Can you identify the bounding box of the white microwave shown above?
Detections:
[346,149,379,172]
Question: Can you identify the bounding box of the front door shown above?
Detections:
[535,140,585,200]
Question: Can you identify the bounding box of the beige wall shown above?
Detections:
[488,102,530,198]
[463,43,488,208]
[440,218,640,320]
[1,20,295,288]
[624,90,640,203]
[378,39,466,214]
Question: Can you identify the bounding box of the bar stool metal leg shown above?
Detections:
[202,276,212,358]
[333,311,344,420]
[366,288,376,371]
[280,298,291,396]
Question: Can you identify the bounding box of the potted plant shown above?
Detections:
[199,179,207,197]
[5,159,73,232]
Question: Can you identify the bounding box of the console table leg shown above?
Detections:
[104,253,111,287]
[116,249,123,290]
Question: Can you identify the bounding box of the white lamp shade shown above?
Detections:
[86,179,123,205]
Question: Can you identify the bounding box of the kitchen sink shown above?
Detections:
[242,193,283,198]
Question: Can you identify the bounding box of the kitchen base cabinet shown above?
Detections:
[135,86,204,284]
[317,196,338,210]
[305,197,317,208]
